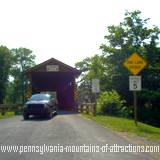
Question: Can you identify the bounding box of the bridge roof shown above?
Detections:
[27,58,81,76]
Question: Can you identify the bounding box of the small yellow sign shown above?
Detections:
[123,53,147,75]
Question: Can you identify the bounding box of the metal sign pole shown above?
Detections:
[133,91,138,126]
[129,76,141,126]
[92,79,100,116]
[93,92,97,116]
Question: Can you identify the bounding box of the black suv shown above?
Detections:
[23,93,57,120]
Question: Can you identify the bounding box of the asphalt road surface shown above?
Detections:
[0,112,154,160]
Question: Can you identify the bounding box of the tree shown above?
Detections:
[75,54,107,102]
[0,46,11,103]
[10,48,36,103]
[76,10,160,126]
[100,10,160,125]
[75,55,107,87]
[100,10,160,103]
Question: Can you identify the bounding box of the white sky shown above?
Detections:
[0,0,160,67]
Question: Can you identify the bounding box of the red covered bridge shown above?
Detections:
[26,58,80,111]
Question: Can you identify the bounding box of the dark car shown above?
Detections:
[23,93,57,120]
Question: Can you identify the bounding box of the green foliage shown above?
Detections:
[76,54,108,102]
[9,48,36,104]
[0,46,11,103]
[97,90,126,116]
[0,112,15,119]
[75,54,106,81]
[76,10,160,126]
[100,10,160,105]
[140,89,160,102]
[138,89,160,126]
[119,105,133,118]
[83,114,160,139]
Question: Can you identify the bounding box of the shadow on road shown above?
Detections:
[21,110,78,121]
[57,110,78,116]
[21,115,57,121]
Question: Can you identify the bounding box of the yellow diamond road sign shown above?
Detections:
[123,53,147,75]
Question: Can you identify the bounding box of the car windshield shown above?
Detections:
[30,94,51,101]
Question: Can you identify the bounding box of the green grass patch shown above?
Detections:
[82,114,160,139]
[0,112,15,119]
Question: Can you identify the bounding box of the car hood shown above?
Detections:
[26,100,49,105]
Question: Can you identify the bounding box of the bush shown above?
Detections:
[138,89,160,126]
[97,90,127,116]
[119,106,133,118]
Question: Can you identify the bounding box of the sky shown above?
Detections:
[0,0,160,67]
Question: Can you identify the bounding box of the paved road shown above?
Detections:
[0,112,153,160]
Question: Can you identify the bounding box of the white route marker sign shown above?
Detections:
[129,76,141,91]
[92,79,100,93]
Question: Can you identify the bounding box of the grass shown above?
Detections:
[0,112,15,119]
[82,114,160,139]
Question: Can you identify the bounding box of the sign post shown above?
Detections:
[91,79,100,116]
[123,53,147,126]
[129,76,141,125]
[133,91,137,126]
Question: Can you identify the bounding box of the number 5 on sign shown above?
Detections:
[129,76,141,91]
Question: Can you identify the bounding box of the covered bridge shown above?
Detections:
[26,58,80,111]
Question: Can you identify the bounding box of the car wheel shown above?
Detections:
[47,111,53,119]
[23,113,29,120]
[54,111,57,116]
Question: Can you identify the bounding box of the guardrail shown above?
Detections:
[77,103,96,116]
[0,104,23,115]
